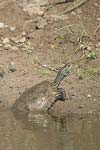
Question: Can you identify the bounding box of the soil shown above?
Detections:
[0,0,100,116]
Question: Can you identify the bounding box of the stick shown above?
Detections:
[59,0,89,15]
[38,63,58,72]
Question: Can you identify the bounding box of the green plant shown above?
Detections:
[86,51,97,59]
[32,56,40,65]
[83,68,100,78]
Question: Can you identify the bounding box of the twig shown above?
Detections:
[40,0,73,7]
[52,24,78,34]
[59,0,89,15]
[41,0,74,17]
[38,63,58,72]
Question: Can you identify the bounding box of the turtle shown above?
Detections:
[12,63,72,113]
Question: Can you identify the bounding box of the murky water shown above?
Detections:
[0,111,100,150]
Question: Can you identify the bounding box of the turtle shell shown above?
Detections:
[12,64,71,113]
[12,80,59,112]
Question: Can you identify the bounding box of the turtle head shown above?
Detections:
[53,63,72,87]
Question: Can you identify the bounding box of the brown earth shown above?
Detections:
[0,0,100,116]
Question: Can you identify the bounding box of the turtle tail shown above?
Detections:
[53,63,72,87]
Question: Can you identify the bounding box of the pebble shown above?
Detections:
[0,44,3,47]
[3,38,10,44]
[0,67,5,78]
[79,104,84,109]
[87,94,91,98]
[94,98,97,102]
[96,42,100,48]
[97,18,100,21]
[9,62,17,72]
[22,31,26,36]
[35,19,47,29]
[10,26,16,32]
[4,44,11,50]
[0,22,4,28]
[11,46,18,51]
[0,22,8,29]
[19,37,26,43]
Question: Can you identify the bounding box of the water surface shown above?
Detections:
[0,111,100,150]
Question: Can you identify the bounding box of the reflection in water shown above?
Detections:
[0,111,100,150]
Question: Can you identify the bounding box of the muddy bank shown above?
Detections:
[0,0,100,116]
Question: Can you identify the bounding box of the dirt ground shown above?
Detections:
[0,0,100,116]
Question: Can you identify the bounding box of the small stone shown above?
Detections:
[11,37,19,43]
[11,46,18,51]
[0,22,8,29]
[78,75,83,80]
[22,31,26,36]
[0,22,4,28]
[35,19,47,29]
[0,44,3,47]
[87,94,91,98]
[96,42,100,48]
[3,38,10,44]
[71,12,76,15]
[0,67,5,78]
[9,62,17,72]
[10,26,16,32]
[97,18,100,21]
[9,86,13,88]
[87,46,92,51]
[4,44,11,50]
[77,9,82,14]
[79,105,84,109]
[19,37,26,43]
[94,98,97,102]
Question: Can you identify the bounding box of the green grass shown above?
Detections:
[83,68,100,78]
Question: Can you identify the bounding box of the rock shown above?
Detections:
[9,62,17,72]
[11,46,18,51]
[21,31,26,36]
[19,37,26,43]
[87,94,91,98]
[3,38,10,44]
[0,22,8,29]
[0,67,5,78]
[35,19,47,29]
[0,22,4,28]
[4,44,12,50]
[0,44,3,47]
[96,42,100,48]
[94,98,97,102]
[10,26,16,32]
[78,104,84,109]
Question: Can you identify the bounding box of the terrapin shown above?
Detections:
[12,64,72,113]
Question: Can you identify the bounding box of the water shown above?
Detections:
[0,111,100,150]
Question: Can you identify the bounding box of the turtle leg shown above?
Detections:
[47,88,66,112]
[55,88,66,101]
